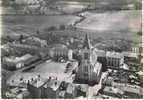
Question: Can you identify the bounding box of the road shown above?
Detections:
[17,56,50,73]
[6,57,51,86]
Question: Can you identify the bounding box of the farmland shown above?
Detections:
[75,10,141,42]
[2,15,80,35]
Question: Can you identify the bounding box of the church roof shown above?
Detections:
[82,34,91,49]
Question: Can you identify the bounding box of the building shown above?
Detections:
[49,44,73,61]
[64,83,77,98]
[76,84,88,97]
[102,86,124,98]
[27,77,78,99]
[106,51,124,67]
[27,77,48,98]
[75,34,102,85]
[122,51,138,59]
[102,76,114,86]
[112,82,143,98]
[96,49,107,71]
[8,42,49,55]
[2,54,34,70]
[122,45,143,60]
[56,81,78,99]
[43,79,61,98]
[1,44,11,57]
[22,36,47,47]
[96,49,124,69]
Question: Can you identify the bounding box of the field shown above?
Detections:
[76,10,141,43]
[54,1,90,14]
[2,15,80,36]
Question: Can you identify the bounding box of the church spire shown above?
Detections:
[83,34,91,49]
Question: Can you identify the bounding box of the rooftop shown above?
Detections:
[95,49,106,57]
[112,82,143,95]
[4,54,33,63]
[52,44,68,49]
[103,86,124,95]
[106,51,124,58]
[66,83,76,94]
[43,79,61,91]
[30,77,48,88]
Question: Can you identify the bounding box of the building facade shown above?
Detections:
[49,44,73,61]
[27,77,78,99]
[106,51,124,67]
[96,49,124,68]
[2,54,35,70]
[96,49,107,71]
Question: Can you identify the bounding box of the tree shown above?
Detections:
[19,34,24,43]
[11,1,21,14]
[48,26,56,31]
[59,24,66,30]
[36,29,40,34]
[1,0,11,6]
[134,1,142,10]
[137,31,142,36]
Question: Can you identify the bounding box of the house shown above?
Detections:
[27,77,78,99]
[43,79,61,98]
[22,36,47,47]
[76,84,88,97]
[57,82,77,98]
[27,77,49,98]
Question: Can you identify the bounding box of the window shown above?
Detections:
[84,52,89,59]
[84,66,88,72]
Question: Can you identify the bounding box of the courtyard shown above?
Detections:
[7,60,78,86]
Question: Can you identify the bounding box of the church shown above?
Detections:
[75,34,102,85]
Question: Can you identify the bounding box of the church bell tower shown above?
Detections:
[76,34,97,84]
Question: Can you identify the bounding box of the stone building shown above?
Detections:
[49,44,73,61]
[96,49,107,71]
[27,77,78,99]
[75,34,102,85]
[106,51,124,67]
[2,54,36,70]
[96,49,124,68]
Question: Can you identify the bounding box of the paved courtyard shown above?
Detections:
[7,60,78,86]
